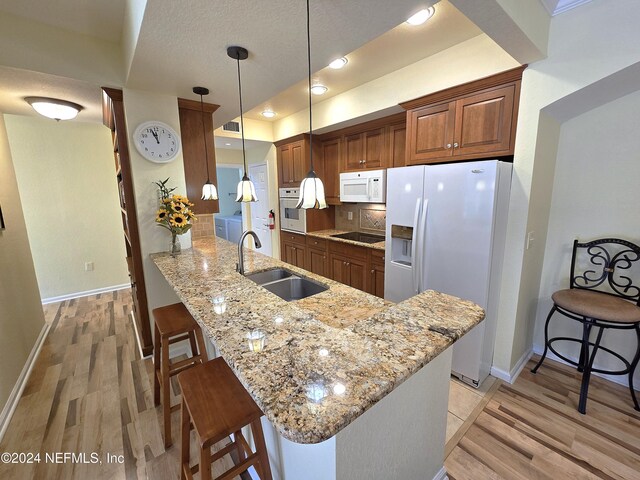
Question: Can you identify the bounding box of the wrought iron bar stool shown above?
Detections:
[532,238,640,414]
[153,302,209,447]
[178,358,273,480]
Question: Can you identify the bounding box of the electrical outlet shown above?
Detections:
[85,262,94,271]
[347,211,353,221]
[526,232,534,250]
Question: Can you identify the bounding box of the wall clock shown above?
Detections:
[133,121,181,163]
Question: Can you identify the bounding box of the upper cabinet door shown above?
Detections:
[454,85,515,157]
[389,123,407,168]
[363,127,386,169]
[291,141,307,183]
[321,137,341,204]
[407,101,455,164]
[344,133,364,171]
[278,145,294,187]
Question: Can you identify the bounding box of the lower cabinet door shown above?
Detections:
[294,245,306,268]
[330,254,347,284]
[307,248,329,278]
[347,258,367,291]
[369,263,385,298]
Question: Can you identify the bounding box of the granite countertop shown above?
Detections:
[151,236,484,444]
[306,229,386,251]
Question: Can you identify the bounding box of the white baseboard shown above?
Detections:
[0,322,51,443]
[41,283,130,305]
[532,345,638,390]
[491,348,533,384]
[433,466,448,480]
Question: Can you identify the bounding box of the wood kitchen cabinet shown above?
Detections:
[402,66,524,166]
[277,137,309,187]
[305,236,329,278]
[330,254,367,291]
[319,137,341,205]
[280,231,306,268]
[368,249,386,298]
[388,122,407,168]
[343,127,386,171]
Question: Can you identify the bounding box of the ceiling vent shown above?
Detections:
[222,121,240,133]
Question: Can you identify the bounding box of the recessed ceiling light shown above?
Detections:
[406,7,435,26]
[25,96,83,121]
[261,109,276,118]
[328,57,348,69]
[225,142,232,146]
[310,84,328,95]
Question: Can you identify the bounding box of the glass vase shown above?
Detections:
[170,233,181,257]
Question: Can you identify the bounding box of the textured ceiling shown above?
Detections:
[0,0,125,42]
[124,0,439,126]
[244,1,481,121]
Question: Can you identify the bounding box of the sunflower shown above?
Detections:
[162,198,172,204]
[172,202,185,213]
[172,194,188,204]
[156,210,168,222]
[170,213,188,228]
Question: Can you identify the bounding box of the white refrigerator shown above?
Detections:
[384,160,512,387]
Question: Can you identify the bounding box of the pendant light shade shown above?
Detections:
[193,86,218,201]
[296,0,327,210]
[228,46,257,203]
[202,182,218,200]
[236,173,258,202]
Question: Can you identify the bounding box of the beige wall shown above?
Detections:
[492,0,640,374]
[0,113,46,411]
[123,89,188,330]
[533,90,640,387]
[5,115,129,300]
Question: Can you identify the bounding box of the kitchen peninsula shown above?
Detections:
[152,236,484,480]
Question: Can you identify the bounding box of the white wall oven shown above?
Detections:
[279,188,307,234]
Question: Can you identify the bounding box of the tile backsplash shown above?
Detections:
[335,203,386,233]
[192,213,214,238]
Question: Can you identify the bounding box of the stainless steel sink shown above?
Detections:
[261,277,328,301]
[245,268,293,285]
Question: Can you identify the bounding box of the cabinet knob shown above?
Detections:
[359,160,363,164]
[371,269,375,274]
[446,143,452,149]
[347,262,350,266]
[453,142,459,148]
[362,160,366,163]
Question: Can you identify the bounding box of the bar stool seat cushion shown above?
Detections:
[179,358,263,447]
[153,302,199,336]
[552,289,640,324]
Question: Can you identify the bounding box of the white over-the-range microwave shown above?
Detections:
[339,169,386,203]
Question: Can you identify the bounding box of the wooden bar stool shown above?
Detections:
[178,358,273,480]
[153,302,208,448]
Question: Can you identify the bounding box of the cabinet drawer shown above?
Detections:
[281,231,306,245]
[306,236,327,249]
[328,240,367,260]
[370,248,385,263]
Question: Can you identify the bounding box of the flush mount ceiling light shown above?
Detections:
[406,6,435,26]
[310,83,328,95]
[296,0,327,210]
[228,45,257,203]
[25,96,83,121]
[261,109,276,118]
[328,57,348,69]
[193,86,218,201]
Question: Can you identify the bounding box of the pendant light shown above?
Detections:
[228,46,257,203]
[193,87,218,201]
[296,0,327,209]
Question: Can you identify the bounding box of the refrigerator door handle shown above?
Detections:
[411,198,421,294]
[418,198,429,292]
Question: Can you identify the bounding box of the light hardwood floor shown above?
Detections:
[0,291,238,480]
[2,291,639,479]
[445,357,640,479]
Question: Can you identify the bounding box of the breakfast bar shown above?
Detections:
[151,236,484,479]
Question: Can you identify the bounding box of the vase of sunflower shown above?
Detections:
[154,180,196,257]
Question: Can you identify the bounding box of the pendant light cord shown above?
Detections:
[199,94,211,182]
[236,55,248,175]
[306,0,314,172]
